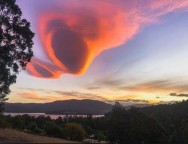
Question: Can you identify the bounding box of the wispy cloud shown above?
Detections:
[106,99,150,106]
[51,90,108,101]
[119,80,188,93]
[118,99,149,103]
[86,86,101,90]
[19,93,51,101]
[169,93,188,97]
[98,79,124,87]
[18,88,108,101]
[120,80,171,92]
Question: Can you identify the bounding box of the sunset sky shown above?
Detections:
[8,0,188,105]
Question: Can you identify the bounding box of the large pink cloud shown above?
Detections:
[26,0,188,79]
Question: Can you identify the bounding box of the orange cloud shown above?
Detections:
[19,92,64,102]
[27,0,188,78]
[27,58,62,79]
[120,80,188,94]
[19,93,49,101]
[17,91,108,103]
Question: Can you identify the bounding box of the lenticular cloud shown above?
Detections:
[26,0,188,79]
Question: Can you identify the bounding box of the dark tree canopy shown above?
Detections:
[0,0,34,110]
[106,104,168,144]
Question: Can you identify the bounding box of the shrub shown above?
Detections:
[0,115,11,128]
[44,121,63,137]
[64,122,85,141]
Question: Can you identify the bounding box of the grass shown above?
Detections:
[0,128,79,143]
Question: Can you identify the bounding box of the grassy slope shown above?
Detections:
[0,128,79,143]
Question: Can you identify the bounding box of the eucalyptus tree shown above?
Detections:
[0,0,34,112]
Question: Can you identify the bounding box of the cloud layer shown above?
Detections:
[26,0,188,78]
[18,88,108,102]
[170,93,188,97]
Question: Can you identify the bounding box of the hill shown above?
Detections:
[4,99,112,114]
[0,128,78,143]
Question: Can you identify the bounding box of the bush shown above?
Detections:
[26,122,37,131]
[64,123,85,141]
[33,127,46,135]
[0,115,11,128]
[44,121,63,138]
[11,116,25,130]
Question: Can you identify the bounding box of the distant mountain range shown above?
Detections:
[4,99,113,115]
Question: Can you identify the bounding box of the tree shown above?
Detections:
[64,123,85,141]
[106,104,168,144]
[105,102,127,144]
[0,0,34,111]
[44,121,63,137]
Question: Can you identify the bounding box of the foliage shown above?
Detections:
[63,122,85,141]
[11,115,24,130]
[106,105,168,144]
[0,114,11,128]
[44,121,63,138]
[0,0,34,111]
[95,131,106,143]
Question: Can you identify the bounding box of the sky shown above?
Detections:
[8,0,188,105]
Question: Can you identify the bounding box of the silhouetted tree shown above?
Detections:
[0,0,34,112]
[64,122,85,141]
[106,103,168,144]
[44,121,63,137]
[105,102,127,143]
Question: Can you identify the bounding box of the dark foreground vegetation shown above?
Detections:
[1,100,188,144]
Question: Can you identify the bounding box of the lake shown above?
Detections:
[3,112,104,119]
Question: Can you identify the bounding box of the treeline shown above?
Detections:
[141,100,188,144]
[0,113,106,142]
[1,100,188,144]
[0,114,86,142]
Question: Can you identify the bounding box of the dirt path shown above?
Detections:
[0,128,79,143]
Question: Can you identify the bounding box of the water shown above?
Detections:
[3,112,104,119]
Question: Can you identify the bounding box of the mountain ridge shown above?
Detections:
[4,99,112,115]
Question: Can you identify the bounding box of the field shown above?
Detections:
[0,128,79,143]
